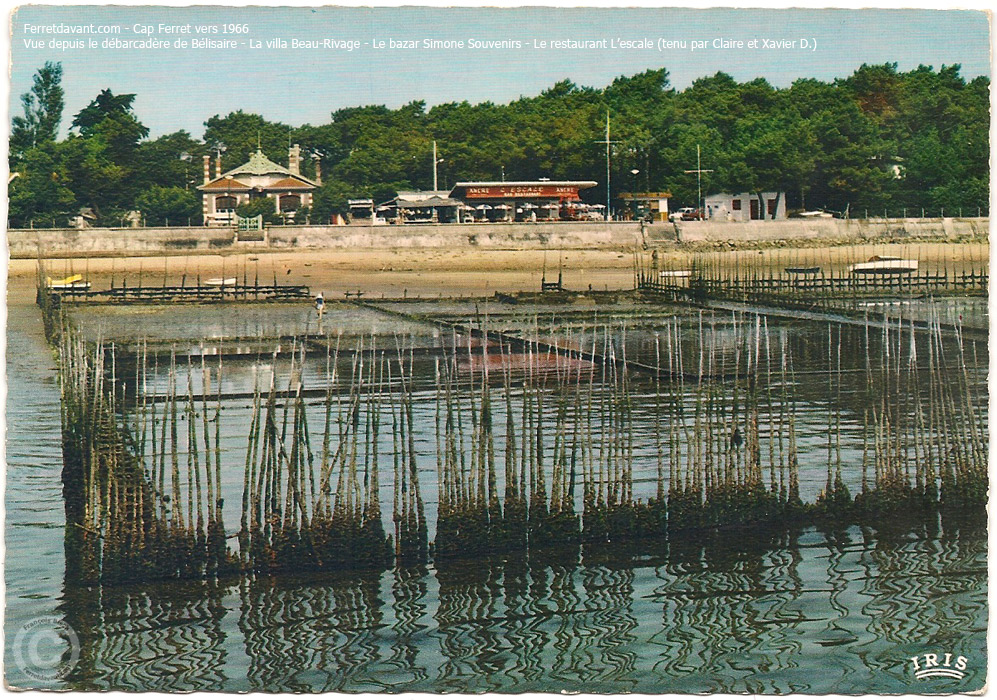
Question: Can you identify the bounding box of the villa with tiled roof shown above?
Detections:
[198,144,318,226]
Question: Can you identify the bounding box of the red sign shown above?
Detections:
[463,185,580,199]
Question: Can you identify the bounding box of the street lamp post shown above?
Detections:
[179,152,191,190]
[630,168,640,219]
[432,141,446,191]
[594,111,620,221]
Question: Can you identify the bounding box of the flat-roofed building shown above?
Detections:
[348,198,375,223]
[704,192,787,221]
[620,191,672,221]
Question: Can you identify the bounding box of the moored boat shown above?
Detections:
[848,256,918,274]
[46,274,92,290]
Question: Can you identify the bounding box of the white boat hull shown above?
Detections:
[849,259,918,274]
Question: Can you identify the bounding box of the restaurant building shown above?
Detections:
[448,180,599,221]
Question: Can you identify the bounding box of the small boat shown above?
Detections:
[204,277,237,286]
[46,274,92,290]
[658,270,692,278]
[848,257,918,275]
[784,266,821,275]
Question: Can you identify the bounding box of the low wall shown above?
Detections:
[7,226,238,257]
[7,222,644,257]
[267,221,643,250]
[7,218,988,258]
[669,217,989,244]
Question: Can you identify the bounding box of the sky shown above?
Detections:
[7,5,993,140]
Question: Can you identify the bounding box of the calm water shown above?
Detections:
[5,296,988,693]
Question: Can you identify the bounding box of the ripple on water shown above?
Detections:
[4,297,988,692]
[8,525,970,692]
[5,301,68,689]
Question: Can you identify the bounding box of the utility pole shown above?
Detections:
[594,111,620,221]
[432,140,438,191]
[683,144,713,217]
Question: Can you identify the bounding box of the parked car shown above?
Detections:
[670,207,705,222]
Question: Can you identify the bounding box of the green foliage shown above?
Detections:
[203,111,291,171]
[55,88,150,223]
[310,180,352,223]
[7,63,990,228]
[10,61,64,163]
[7,144,75,228]
[71,89,145,137]
[135,186,200,226]
[135,131,205,191]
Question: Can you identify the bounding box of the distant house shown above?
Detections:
[198,145,318,226]
[704,192,786,221]
[348,198,375,224]
[620,191,672,221]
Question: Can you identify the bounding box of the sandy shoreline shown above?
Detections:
[8,242,988,305]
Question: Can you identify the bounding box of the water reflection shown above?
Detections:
[60,581,229,692]
[41,524,985,693]
[238,572,390,692]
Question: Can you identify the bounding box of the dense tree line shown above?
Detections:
[8,61,989,227]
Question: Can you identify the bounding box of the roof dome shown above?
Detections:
[225,149,292,177]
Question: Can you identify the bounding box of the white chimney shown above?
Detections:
[289,144,301,176]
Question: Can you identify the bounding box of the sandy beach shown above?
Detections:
[8,242,988,304]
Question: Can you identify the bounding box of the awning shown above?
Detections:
[395,196,461,208]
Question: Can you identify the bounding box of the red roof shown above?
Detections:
[202,177,250,190]
[269,177,315,190]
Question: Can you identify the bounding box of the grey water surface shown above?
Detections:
[5,297,987,693]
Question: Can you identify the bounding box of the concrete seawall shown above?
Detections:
[672,217,989,244]
[7,218,988,258]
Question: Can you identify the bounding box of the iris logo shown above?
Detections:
[909,652,968,681]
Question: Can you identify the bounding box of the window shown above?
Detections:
[215,195,237,212]
[280,194,302,212]
[732,199,742,211]
[767,198,777,216]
